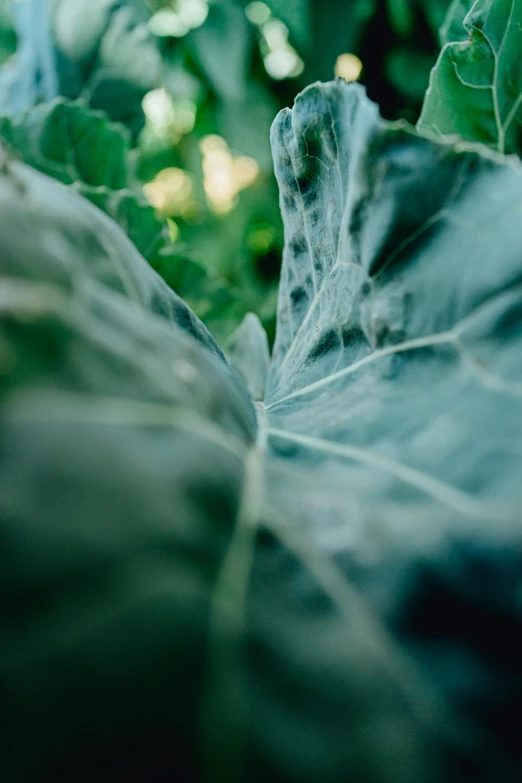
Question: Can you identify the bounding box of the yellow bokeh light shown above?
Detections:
[200,135,259,215]
[234,156,259,190]
[245,1,271,26]
[264,49,304,80]
[142,89,196,143]
[262,18,289,49]
[247,225,276,253]
[166,218,180,243]
[149,0,209,37]
[143,88,175,131]
[143,168,193,216]
[259,17,304,81]
[334,53,363,83]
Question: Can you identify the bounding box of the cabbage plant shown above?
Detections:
[2,1,522,781]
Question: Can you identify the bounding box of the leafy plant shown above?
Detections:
[0,0,456,345]
[0,97,238,341]
[3,67,522,781]
[0,0,161,132]
[3,0,522,780]
[419,0,522,154]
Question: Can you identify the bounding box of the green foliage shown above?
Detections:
[0,98,130,190]
[0,0,161,132]
[4,4,522,777]
[419,0,522,155]
[188,1,253,102]
[139,0,454,341]
[3,70,522,779]
[0,97,240,342]
[0,0,454,344]
[439,0,476,44]
[0,0,15,65]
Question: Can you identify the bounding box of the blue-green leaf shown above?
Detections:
[226,312,270,400]
[265,80,522,776]
[3,79,522,782]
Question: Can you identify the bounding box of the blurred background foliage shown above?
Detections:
[0,0,452,345]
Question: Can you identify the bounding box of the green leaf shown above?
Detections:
[419,0,522,155]
[303,0,377,82]
[216,83,278,171]
[0,99,166,258]
[420,0,455,36]
[386,0,416,37]
[386,48,437,102]
[266,81,522,775]
[439,0,476,44]
[152,244,241,345]
[265,0,311,48]
[0,99,250,344]
[0,148,225,358]
[0,0,16,66]
[0,98,130,189]
[3,80,522,782]
[0,149,258,781]
[0,0,58,113]
[226,313,270,400]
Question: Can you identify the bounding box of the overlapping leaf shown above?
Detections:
[419,0,522,155]
[226,313,270,400]
[0,148,255,780]
[0,99,236,342]
[2,78,522,783]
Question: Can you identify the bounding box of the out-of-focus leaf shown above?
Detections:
[387,48,438,102]
[303,0,376,82]
[0,0,161,134]
[0,99,237,342]
[419,0,454,35]
[53,0,162,133]
[226,312,270,400]
[0,98,130,189]
[0,99,162,257]
[265,0,311,48]
[187,1,253,102]
[419,0,522,155]
[179,174,282,339]
[152,244,241,345]
[216,84,277,171]
[0,150,225,355]
[0,152,257,782]
[0,0,58,114]
[386,0,415,37]
[0,0,15,66]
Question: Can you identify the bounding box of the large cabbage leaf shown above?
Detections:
[2,80,522,782]
[0,147,256,781]
[419,0,522,155]
[264,81,522,780]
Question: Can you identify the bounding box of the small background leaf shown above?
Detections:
[419,0,522,155]
[225,312,270,400]
[187,1,253,102]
